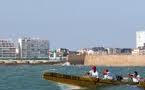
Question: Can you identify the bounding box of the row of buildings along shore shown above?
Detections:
[1,31,145,60]
[0,37,49,59]
[0,37,69,60]
[78,31,145,55]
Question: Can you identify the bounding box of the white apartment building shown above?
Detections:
[0,39,17,58]
[18,37,49,59]
[136,31,145,48]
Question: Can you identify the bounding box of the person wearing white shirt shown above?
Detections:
[132,71,140,83]
[103,69,112,80]
[89,66,99,78]
[128,71,140,83]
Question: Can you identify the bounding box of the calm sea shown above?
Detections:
[0,64,145,90]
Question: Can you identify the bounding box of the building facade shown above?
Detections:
[0,39,17,58]
[136,31,145,48]
[18,37,49,59]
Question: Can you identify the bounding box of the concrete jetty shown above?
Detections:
[0,60,65,65]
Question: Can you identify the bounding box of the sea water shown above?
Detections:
[0,65,144,90]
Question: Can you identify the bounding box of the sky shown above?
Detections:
[0,0,145,50]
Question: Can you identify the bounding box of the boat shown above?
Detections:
[42,72,145,88]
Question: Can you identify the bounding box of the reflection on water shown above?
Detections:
[0,65,145,90]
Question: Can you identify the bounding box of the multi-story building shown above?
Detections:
[18,37,49,59]
[136,31,145,48]
[0,39,17,58]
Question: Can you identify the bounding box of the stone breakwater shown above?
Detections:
[0,60,65,65]
[68,54,145,66]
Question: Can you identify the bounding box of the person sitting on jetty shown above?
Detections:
[88,66,99,78]
[128,71,140,83]
[103,69,113,80]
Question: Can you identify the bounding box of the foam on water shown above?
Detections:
[57,83,84,90]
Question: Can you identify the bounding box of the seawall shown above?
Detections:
[68,54,145,66]
[84,55,145,66]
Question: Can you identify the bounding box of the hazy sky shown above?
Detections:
[0,0,145,50]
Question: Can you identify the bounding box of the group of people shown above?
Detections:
[86,66,112,79]
[86,66,140,83]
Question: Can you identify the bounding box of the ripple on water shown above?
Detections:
[0,65,144,90]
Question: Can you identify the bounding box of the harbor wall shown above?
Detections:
[84,55,145,66]
[67,54,145,66]
[68,54,85,65]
